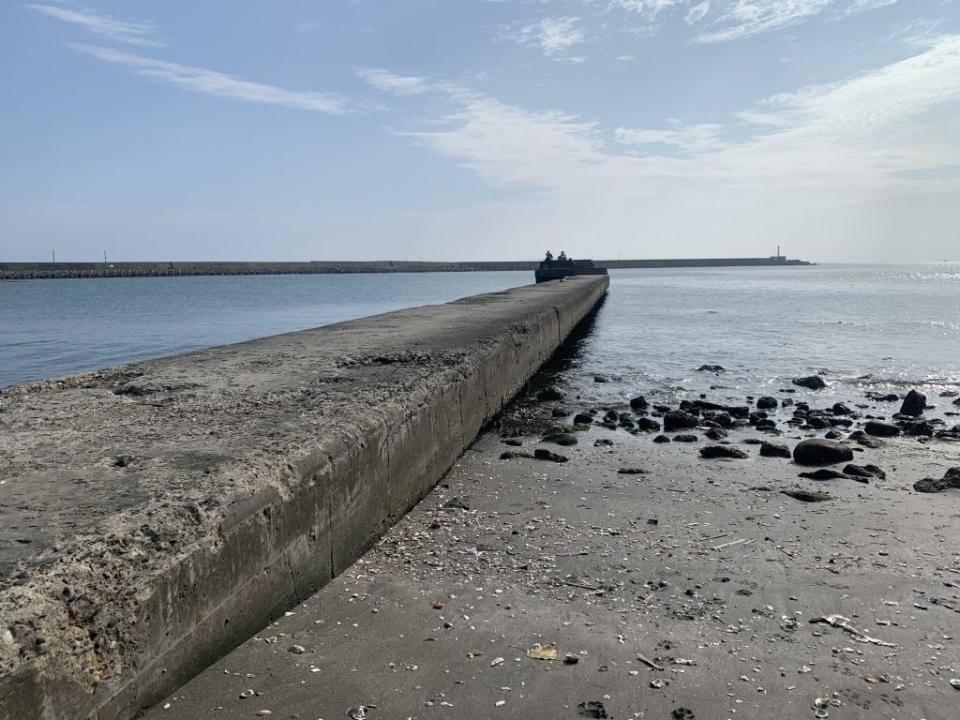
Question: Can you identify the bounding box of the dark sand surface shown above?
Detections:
[143,388,960,720]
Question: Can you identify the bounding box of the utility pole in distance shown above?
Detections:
[52,250,56,263]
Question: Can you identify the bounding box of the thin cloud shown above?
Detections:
[502,17,585,57]
[70,44,351,114]
[355,68,432,96]
[27,4,165,47]
[685,2,711,25]
[400,34,960,192]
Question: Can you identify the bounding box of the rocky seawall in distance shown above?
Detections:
[0,257,811,280]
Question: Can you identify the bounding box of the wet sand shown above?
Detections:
[144,387,960,720]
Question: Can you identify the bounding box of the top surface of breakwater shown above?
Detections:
[0,256,811,279]
[0,275,608,720]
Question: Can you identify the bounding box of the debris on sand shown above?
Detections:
[781,489,833,503]
[618,467,646,475]
[526,644,557,660]
[713,538,754,551]
[810,614,897,647]
[637,654,663,671]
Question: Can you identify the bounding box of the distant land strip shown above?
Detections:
[0,257,811,280]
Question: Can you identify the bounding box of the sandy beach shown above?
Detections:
[143,369,960,720]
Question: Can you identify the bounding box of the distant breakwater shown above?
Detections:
[0,257,811,280]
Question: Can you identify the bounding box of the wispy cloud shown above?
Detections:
[614,0,688,19]
[27,4,165,47]
[502,16,585,57]
[355,68,431,96]
[615,122,726,152]
[396,33,960,192]
[685,2,711,25]
[70,44,351,113]
[695,0,836,43]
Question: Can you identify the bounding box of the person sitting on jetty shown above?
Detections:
[544,250,554,262]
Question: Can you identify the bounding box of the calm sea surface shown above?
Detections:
[2,265,958,400]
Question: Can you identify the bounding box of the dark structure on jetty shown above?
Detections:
[534,251,609,283]
[0,253,810,280]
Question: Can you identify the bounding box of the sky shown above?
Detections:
[1,1,958,263]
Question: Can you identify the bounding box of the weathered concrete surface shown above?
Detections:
[0,276,607,720]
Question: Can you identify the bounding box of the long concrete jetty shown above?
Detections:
[0,256,810,280]
[0,276,608,720]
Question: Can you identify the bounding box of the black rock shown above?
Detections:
[630,396,648,411]
[781,489,832,503]
[594,439,614,447]
[534,448,568,463]
[574,413,594,425]
[653,434,671,444]
[443,497,470,510]
[673,434,699,443]
[793,375,827,390]
[700,445,748,459]
[594,375,610,383]
[906,421,934,437]
[664,411,699,432]
[537,387,564,402]
[756,396,778,410]
[844,463,886,480]
[634,417,662,433]
[864,421,900,438]
[743,438,763,445]
[832,402,853,415]
[618,467,646,475]
[697,364,725,373]
[760,442,791,458]
[500,451,533,460]
[806,416,833,430]
[824,431,842,440]
[727,406,751,419]
[913,468,960,493]
[954,397,960,406]
[793,439,854,466]
[799,469,849,480]
[705,428,728,441]
[900,389,927,417]
[848,430,885,449]
[552,406,571,417]
[542,432,578,446]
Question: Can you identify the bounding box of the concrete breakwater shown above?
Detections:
[0,257,810,280]
[0,276,608,720]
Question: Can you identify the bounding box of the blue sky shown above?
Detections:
[1,1,958,262]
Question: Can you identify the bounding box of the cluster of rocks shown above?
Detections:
[517,378,960,497]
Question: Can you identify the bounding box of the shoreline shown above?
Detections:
[141,360,960,720]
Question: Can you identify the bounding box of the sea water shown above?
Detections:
[1,264,958,401]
